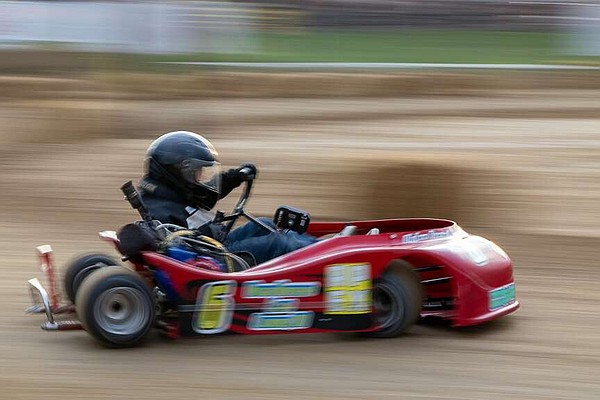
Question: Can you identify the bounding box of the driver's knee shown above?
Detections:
[227,218,273,243]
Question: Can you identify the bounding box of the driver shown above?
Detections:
[138,131,317,265]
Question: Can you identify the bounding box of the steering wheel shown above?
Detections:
[212,167,276,241]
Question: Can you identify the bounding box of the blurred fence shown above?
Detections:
[566,1,600,55]
[271,0,561,30]
[0,0,598,56]
[0,1,257,54]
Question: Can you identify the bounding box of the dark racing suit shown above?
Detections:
[138,171,317,265]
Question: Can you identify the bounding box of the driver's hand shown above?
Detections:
[237,163,258,181]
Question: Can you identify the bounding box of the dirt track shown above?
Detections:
[1,92,599,399]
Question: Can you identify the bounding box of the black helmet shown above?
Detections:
[145,131,221,210]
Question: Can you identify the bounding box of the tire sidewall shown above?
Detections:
[77,267,155,347]
[64,254,117,304]
[368,270,422,338]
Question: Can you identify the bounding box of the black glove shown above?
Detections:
[220,163,259,199]
[236,163,258,181]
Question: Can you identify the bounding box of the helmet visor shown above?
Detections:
[181,159,221,194]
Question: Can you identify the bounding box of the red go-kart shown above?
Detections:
[26,173,518,347]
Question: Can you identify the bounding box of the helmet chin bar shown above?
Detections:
[188,187,219,211]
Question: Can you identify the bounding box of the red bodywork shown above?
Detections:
[117,218,519,336]
[29,218,518,337]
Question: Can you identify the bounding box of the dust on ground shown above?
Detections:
[0,91,599,399]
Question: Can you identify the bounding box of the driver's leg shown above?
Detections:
[225,217,275,243]
[226,231,317,265]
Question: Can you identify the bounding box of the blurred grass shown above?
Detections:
[2,30,599,75]
[151,30,598,65]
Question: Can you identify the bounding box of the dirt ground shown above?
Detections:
[1,91,599,399]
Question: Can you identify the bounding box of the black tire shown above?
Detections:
[64,253,118,304]
[365,267,423,338]
[76,266,155,348]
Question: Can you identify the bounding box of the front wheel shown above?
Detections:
[365,267,423,338]
[76,266,155,347]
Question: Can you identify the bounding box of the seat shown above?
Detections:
[230,251,256,270]
[158,229,254,272]
[366,228,380,235]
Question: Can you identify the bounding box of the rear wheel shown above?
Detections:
[76,266,155,347]
[64,253,117,304]
[366,266,423,338]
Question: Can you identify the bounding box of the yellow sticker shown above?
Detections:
[324,263,371,314]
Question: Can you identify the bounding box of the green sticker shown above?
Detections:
[489,283,516,310]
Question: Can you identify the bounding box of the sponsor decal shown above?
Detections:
[242,279,320,298]
[192,279,320,333]
[454,238,488,266]
[247,311,314,331]
[243,280,320,331]
[450,236,495,266]
[324,263,371,315]
[489,283,516,310]
[401,229,451,243]
[262,298,299,313]
[192,280,237,334]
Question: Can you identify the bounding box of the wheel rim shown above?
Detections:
[94,287,150,335]
[373,284,402,329]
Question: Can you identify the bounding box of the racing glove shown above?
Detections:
[219,163,258,199]
[236,163,258,181]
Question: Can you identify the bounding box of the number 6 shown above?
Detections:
[193,280,237,334]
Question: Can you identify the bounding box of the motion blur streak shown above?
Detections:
[0,1,598,399]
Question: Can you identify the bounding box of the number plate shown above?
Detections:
[489,283,516,311]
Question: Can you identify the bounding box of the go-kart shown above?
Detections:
[26,169,519,347]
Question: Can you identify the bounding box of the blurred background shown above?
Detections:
[1,1,599,399]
